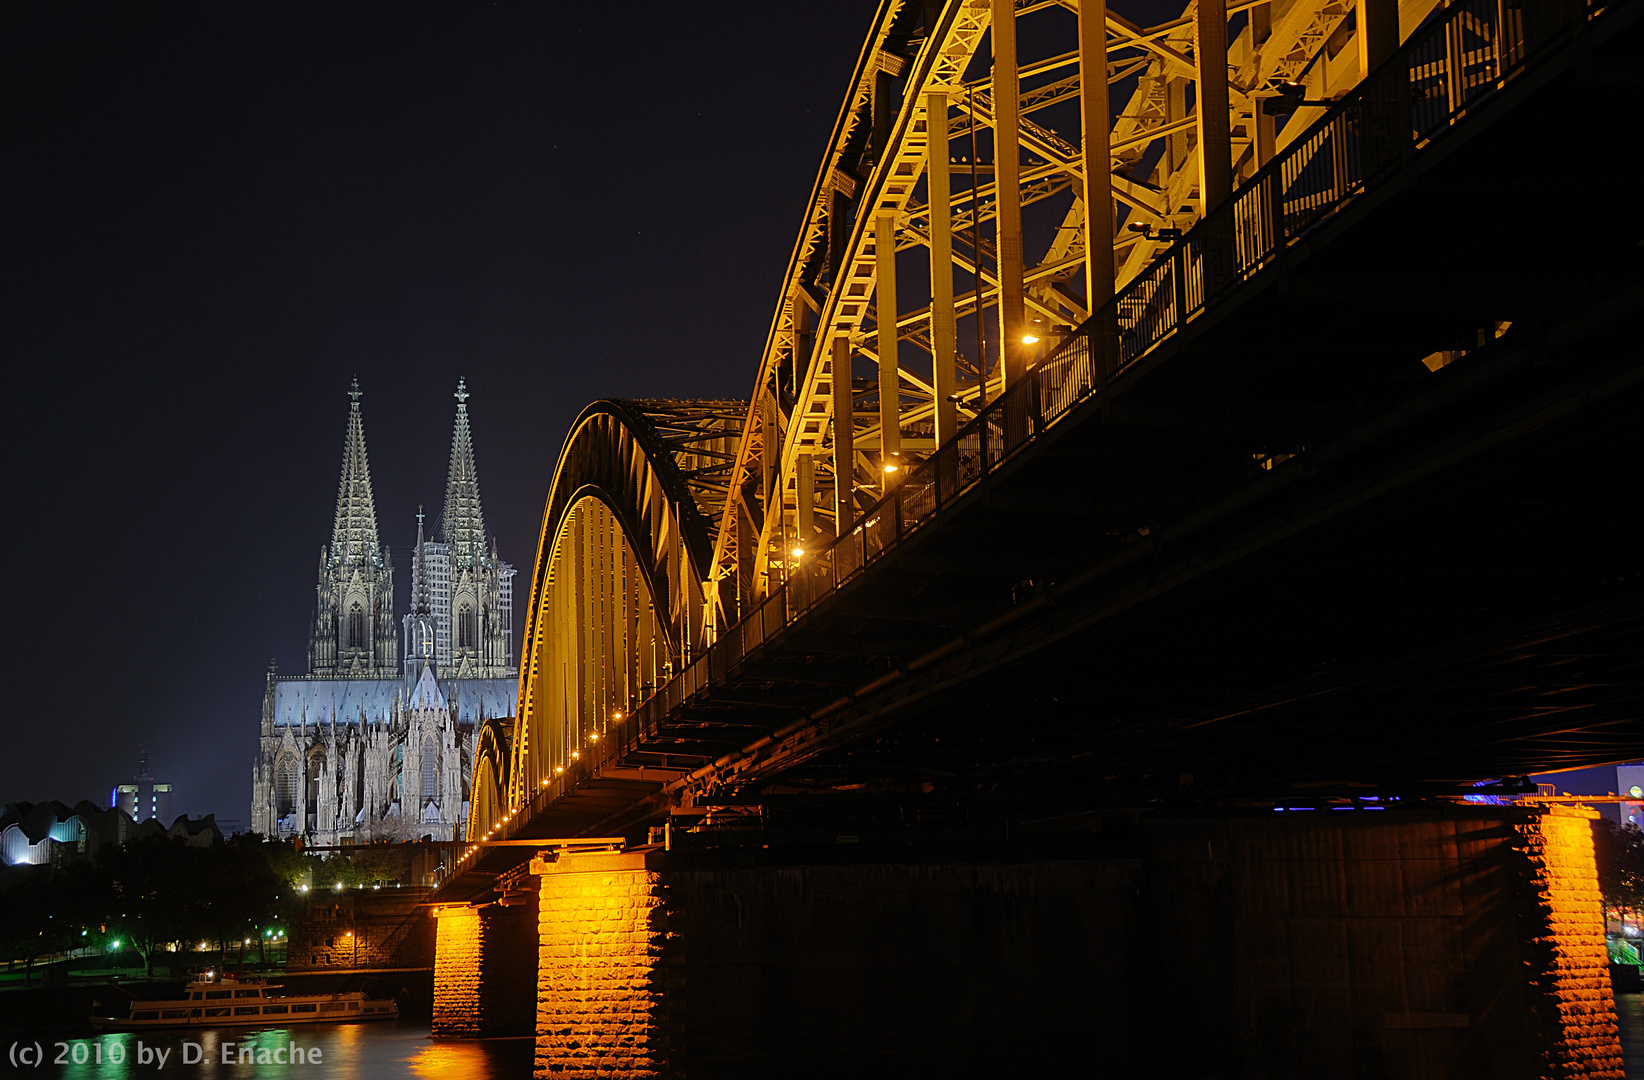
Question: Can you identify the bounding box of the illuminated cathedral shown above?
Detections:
[250,379,517,843]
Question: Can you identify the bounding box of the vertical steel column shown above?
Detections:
[1079,0,1117,378]
[831,335,855,531]
[1252,3,1277,167]
[875,210,901,485]
[1167,80,1189,173]
[1445,13,1464,113]
[580,508,594,750]
[1357,0,1400,79]
[796,452,814,547]
[926,89,958,446]
[760,390,778,514]
[602,509,616,730]
[990,0,1026,386]
[624,546,637,721]
[638,586,654,702]
[1196,0,1233,216]
[560,553,573,766]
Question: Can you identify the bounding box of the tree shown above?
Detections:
[100,836,193,977]
[0,862,108,983]
[1593,819,1644,931]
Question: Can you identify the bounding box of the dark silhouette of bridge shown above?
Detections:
[426,0,1643,1073]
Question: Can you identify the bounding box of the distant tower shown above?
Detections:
[309,379,398,678]
[112,745,173,824]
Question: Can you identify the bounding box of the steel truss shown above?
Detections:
[704,0,1433,640]
[474,0,1439,843]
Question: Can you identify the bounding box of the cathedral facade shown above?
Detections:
[250,379,517,843]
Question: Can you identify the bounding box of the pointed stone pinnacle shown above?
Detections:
[332,380,381,565]
[438,380,486,561]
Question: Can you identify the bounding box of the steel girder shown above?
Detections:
[505,400,742,813]
[703,0,1438,643]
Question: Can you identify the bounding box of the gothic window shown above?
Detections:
[458,606,475,649]
[348,603,365,649]
[275,757,298,818]
[422,737,438,801]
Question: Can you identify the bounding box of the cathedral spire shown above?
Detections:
[332,377,381,565]
[411,506,430,615]
[437,378,487,564]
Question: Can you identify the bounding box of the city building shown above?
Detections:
[0,800,141,868]
[112,747,173,824]
[250,379,517,844]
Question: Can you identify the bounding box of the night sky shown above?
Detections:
[5,2,878,823]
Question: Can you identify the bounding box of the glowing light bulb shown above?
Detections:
[1022,334,1040,344]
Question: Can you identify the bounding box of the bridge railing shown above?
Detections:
[496,0,1612,824]
[681,0,1604,686]
[1111,0,1597,370]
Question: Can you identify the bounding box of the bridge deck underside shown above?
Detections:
[482,10,1643,858]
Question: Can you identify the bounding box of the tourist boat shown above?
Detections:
[91,973,398,1030]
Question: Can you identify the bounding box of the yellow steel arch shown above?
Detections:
[501,400,740,819]
[466,717,511,841]
[706,0,1437,631]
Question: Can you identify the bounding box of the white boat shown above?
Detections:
[91,973,398,1030]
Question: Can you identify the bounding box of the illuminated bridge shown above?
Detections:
[427,0,1643,1074]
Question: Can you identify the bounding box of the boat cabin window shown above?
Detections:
[347,1002,359,1010]
[161,1010,188,1019]
[206,990,232,999]
[132,1011,158,1021]
[262,1005,289,1015]
[233,1006,260,1016]
[205,1008,231,1017]
[234,989,262,998]
[320,1002,344,1013]
[291,1003,317,1013]
[189,993,201,1000]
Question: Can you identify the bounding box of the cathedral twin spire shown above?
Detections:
[439,378,487,566]
[312,376,508,680]
[331,378,382,566]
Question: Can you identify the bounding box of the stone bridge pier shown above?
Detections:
[430,804,1622,1079]
[431,880,539,1039]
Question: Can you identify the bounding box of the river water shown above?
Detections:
[14,998,1644,1076]
[10,1022,533,1078]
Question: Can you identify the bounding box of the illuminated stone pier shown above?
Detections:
[430,884,538,1039]
[426,805,1624,1077]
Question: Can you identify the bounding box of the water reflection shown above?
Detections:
[1618,991,1644,1079]
[36,1022,531,1079]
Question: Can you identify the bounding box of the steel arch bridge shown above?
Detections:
[466,0,1633,846]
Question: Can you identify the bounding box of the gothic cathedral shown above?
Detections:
[250,379,517,843]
